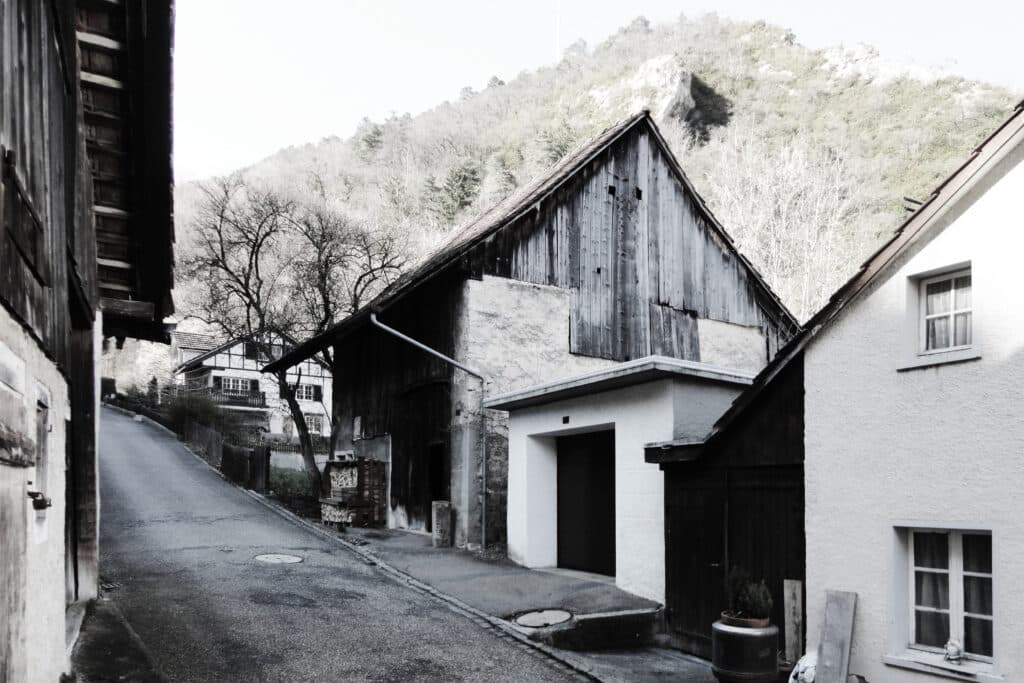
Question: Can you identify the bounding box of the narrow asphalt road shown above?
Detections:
[98,408,577,682]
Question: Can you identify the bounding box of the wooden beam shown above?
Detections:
[100,297,154,319]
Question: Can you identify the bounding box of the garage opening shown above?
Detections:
[556,430,615,576]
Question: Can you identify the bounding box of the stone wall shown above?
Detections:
[0,305,72,682]
[450,276,618,547]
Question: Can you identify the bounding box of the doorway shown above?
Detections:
[556,430,615,576]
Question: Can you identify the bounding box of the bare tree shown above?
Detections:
[184,175,406,496]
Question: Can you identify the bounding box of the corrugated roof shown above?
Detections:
[173,331,218,351]
[265,110,796,373]
[689,98,1024,450]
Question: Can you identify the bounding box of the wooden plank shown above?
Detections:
[100,297,153,319]
[784,579,804,664]
[816,590,857,683]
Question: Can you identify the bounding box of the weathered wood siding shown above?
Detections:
[1,0,92,364]
[469,126,791,362]
[331,273,462,531]
[662,354,805,658]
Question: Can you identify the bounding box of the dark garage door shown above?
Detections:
[557,430,615,576]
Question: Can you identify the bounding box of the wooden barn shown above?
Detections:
[265,111,799,551]
[0,1,174,679]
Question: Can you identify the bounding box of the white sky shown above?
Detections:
[174,1,1024,182]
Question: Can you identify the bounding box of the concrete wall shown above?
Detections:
[696,318,766,375]
[803,150,1024,681]
[506,376,744,603]
[0,305,72,682]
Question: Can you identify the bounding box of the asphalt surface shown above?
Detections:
[98,408,578,682]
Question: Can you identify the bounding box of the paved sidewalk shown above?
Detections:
[339,526,658,618]
[70,597,166,682]
[333,526,716,682]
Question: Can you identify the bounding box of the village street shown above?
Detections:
[95,408,579,682]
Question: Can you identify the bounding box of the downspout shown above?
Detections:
[368,313,490,549]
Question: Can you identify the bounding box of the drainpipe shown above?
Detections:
[368,313,489,549]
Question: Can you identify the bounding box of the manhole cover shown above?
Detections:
[254,553,303,564]
[514,609,572,628]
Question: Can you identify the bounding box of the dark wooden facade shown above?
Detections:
[77,0,175,341]
[651,353,805,659]
[466,124,792,362]
[331,273,462,531]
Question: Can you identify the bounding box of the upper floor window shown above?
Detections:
[221,376,250,395]
[920,270,971,353]
[295,383,321,402]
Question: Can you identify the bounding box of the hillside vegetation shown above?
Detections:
[132,13,1017,392]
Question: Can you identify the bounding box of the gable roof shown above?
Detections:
[175,330,329,375]
[265,110,797,373]
[172,331,218,352]
[651,98,1024,460]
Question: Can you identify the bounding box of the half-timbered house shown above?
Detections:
[0,2,174,679]
[173,332,333,438]
[264,111,798,557]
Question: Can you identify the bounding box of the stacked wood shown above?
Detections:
[319,459,386,528]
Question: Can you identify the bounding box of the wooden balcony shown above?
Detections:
[208,389,267,409]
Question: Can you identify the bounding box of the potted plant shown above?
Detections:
[711,568,779,683]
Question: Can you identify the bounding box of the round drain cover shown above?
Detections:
[254,553,303,564]
[514,609,572,628]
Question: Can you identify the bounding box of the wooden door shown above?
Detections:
[664,471,726,659]
[556,431,615,576]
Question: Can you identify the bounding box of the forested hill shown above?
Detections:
[177,13,1016,326]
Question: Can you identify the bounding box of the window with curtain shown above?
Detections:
[911,530,992,659]
[920,270,972,353]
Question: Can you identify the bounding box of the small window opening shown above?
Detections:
[562,416,570,424]
[607,185,616,196]
[635,187,642,200]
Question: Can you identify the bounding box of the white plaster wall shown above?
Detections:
[696,318,766,374]
[804,154,1024,682]
[507,380,675,603]
[0,305,71,682]
[507,374,746,603]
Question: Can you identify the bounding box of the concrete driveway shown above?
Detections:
[98,408,578,682]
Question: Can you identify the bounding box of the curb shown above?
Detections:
[241,489,603,682]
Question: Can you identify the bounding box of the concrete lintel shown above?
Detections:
[483,355,754,412]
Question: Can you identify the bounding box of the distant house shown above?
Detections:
[265,111,799,565]
[0,2,174,680]
[650,100,1024,675]
[173,332,333,438]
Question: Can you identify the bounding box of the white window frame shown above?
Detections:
[221,376,249,396]
[918,269,972,355]
[295,383,317,402]
[303,413,323,434]
[908,529,993,663]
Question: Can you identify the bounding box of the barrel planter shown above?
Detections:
[711,613,778,683]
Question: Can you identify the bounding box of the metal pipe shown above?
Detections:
[368,313,489,549]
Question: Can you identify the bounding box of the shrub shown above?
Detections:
[726,566,773,620]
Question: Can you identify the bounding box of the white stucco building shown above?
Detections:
[172,332,333,438]
[486,357,753,603]
[797,103,1024,681]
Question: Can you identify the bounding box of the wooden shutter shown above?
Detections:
[313,385,323,402]
[212,376,222,390]
[249,379,259,394]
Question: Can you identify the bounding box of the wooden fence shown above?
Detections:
[183,419,269,492]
